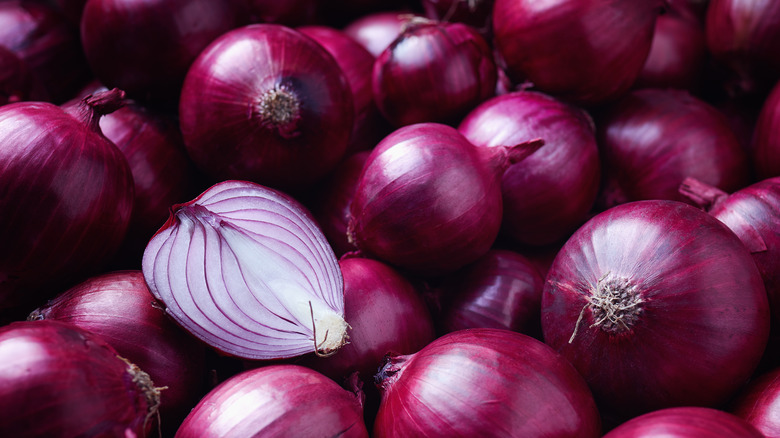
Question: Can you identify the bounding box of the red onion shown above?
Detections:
[752,80,780,179]
[372,19,497,127]
[0,320,161,437]
[0,1,90,103]
[680,176,780,321]
[706,0,780,97]
[176,364,369,437]
[373,328,602,437]
[597,88,750,209]
[604,407,764,437]
[0,88,133,315]
[458,90,601,246]
[0,45,29,105]
[348,122,543,277]
[542,200,770,418]
[730,367,780,437]
[179,24,354,191]
[80,0,241,105]
[343,11,419,58]
[421,0,495,37]
[492,0,662,105]
[29,271,207,435]
[436,249,544,337]
[142,180,347,360]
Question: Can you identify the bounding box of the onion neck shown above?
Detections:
[485,137,544,176]
[254,85,302,139]
[570,273,644,343]
[678,177,729,212]
[374,354,411,392]
[63,88,127,134]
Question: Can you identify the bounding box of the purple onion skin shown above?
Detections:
[753,80,780,179]
[176,365,369,438]
[492,0,662,106]
[373,328,602,437]
[730,367,780,437]
[459,90,601,246]
[372,20,497,128]
[437,249,544,338]
[343,11,418,58]
[0,320,159,437]
[80,0,241,105]
[0,93,134,315]
[542,200,770,419]
[604,407,764,438]
[30,271,207,436]
[179,24,354,192]
[597,88,750,209]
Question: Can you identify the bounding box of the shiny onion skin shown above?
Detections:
[752,80,780,179]
[458,90,601,246]
[179,24,354,191]
[597,88,750,209]
[706,0,780,97]
[492,0,662,105]
[0,89,134,314]
[175,364,369,438]
[343,11,418,58]
[0,320,161,437]
[372,19,497,127]
[348,122,542,277]
[29,271,207,435]
[373,328,602,437]
[436,249,544,338]
[730,367,780,437]
[80,0,240,105]
[542,200,770,418]
[142,180,347,360]
[603,407,764,438]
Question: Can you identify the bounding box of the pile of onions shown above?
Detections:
[0,320,161,437]
[604,407,764,437]
[729,366,780,436]
[176,365,369,437]
[0,88,133,315]
[458,90,601,246]
[178,24,354,191]
[142,180,347,360]
[752,80,780,179]
[542,200,769,418]
[373,328,602,437]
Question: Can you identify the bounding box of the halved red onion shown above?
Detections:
[729,367,780,437]
[604,407,764,437]
[142,180,347,360]
[542,200,769,418]
[179,24,354,191]
[752,80,780,179]
[176,364,369,437]
[373,328,602,437]
[342,11,418,58]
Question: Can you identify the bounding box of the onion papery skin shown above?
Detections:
[0,1,90,103]
[542,200,770,418]
[373,328,602,437]
[0,45,30,105]
[343,11,418,58]
[492,0,661,106]
[175,364,369,438]
[348,123,531,277]
[436,249,544,338]
[30,271,207,435]
[80,0,241,105]
[458,90,600,246]
[752,80,780,179]
[603,407,764,438]
[705,0,780,97]
[179,24,354,191]
[372,20,497,127]
[730,367,780,436]
[0,91,134,314]
[142,180,347,360]
[0,320,160,437]
[597,88,750,209]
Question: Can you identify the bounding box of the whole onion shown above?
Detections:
[372,19,496,127]
[492,0,662,105]
[604,407,764,437]
[142,180,347,360]
[542,200,769,418]
[29,271,207,435]
[175,364,369,437]
[752,80,780,179]
[347,122,542,277]
[730,367,780,437]
[80,0,241,104]
[0,320,161,437]
[458,90,601,246]
[342,11,418,58]
[597,88,750,209]
[179,24,354,191]
[0,88,134,315]
[373,328,602,437]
